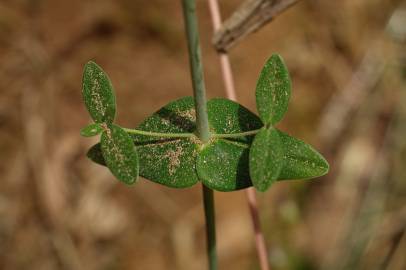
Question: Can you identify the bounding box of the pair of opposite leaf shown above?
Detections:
[81,55,329,192]
[81,63,139,184]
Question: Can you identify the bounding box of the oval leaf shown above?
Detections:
[80,123,103,137]
[196,139,252,192]
[133,97,200,188]
[82,61,116,124]
[277,130,329,180]
[207,98,262,144]
[138,139,199,188]
[101,124,139,185]
[249,127,283,191]
[256,54,291,125]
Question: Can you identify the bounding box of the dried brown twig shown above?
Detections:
[213,0,300,52]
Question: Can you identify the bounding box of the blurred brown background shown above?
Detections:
[0,0,405,269]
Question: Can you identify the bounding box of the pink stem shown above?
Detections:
[207,1,270,269]
[245,187,270,270]
[208,0,237,101]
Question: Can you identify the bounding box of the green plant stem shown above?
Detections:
[182,0,217,269]
[122,128,194,138]
[202,185,217,270]
[123,127,260,139]
[182,0,210,143]
[213,129,260,138]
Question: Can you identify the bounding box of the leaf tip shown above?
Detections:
[122,175,139,185]
[319,156,330,176]
[84,60,99,69]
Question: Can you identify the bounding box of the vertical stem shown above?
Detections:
[182,0,210,143]
[182,1,217,270]
[202,185,217,270]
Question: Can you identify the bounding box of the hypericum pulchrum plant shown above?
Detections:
[81,55,329,191]
[80,2,328,269]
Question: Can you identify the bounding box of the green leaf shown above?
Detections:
[83,92,328,190]
[82,61,116,124]
[207,98,262,143]
[256,54,291,125]
[101,124,139,185]
[196,139,251,191]
[80,123,103,137]
[86,97,262,190]
[132,97,200,188]
[249,127,283,191]
[86,143,105,166]
[194,98,261,191]
[277,130,329,180]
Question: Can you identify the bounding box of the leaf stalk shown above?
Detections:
[122,127,261,139]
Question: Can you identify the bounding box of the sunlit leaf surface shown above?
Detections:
[207,98,262,144]
[197,139,251,191]
[101,124,139,185]
[84,97,329,190]
[82,61,116,124]
[277,130,329,180]
[133,97,200,188]
[255,54,291,125]
[249,127,283,191]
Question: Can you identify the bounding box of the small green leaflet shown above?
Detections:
[255,54,291,125]
[196,139,251,191]
[101,124,139,185]
[277,130,329,180]
[80,123,103,137]
[249,127,283,191]
[82,61,116,124]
